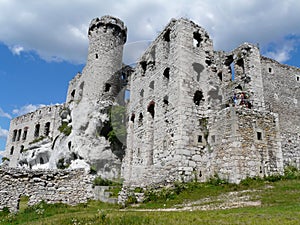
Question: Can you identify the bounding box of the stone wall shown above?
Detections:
[0,167,94,213]
[4,104,63,167]
[261,56,300,168]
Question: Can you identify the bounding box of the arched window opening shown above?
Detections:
[22,127,28,140]
[34,124,40,138]
[16,129,22,141]
[40,157,44,164]
[130,113,135,123]
[147,101,155,119]
[163,68,170,79]
[44,122,50,136]
[193,91,204,106]
[140,89,144,97]
[95,53,98,59]
[12,130,17,142]
[149,81,154,90]
[10,146,14,155]
[140,61,147,75]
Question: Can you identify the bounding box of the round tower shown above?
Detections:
[82,15,127,100]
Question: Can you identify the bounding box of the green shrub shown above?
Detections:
[284,165,300,180]
[207,174,228,186]
[58,122,72,136]
[1,157,10,163]
[89,165,97,174]
[29,136,45,144]
[93,177,121,187]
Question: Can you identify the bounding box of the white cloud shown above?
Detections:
[12,104,46,116]
[0,127,8,139]
[0,0,300,64]
[0,108,11,119]
[10,45,24,55]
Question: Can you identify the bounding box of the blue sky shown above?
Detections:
[1,0,300,151]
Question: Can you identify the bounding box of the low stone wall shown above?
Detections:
[0,167,94,212]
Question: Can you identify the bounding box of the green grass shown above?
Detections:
[1,178,300,224]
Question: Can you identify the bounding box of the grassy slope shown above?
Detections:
[1,179,300,225]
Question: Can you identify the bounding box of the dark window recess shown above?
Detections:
[140,61,147,75]
[297,76,300,82]
[130,113,135,122]
[149,81,154,90]
[163,67,170,79]
[95,53,98,59]
[193,32,203,47]
[147,101,155,118]
[163,96,169,105]
[44,122,50,136]
[268,67,272,73]
[20,145,24,153]
[22,128,28,140]
[40,157,44,164]
[139,113,143,123]
[99,121,113,140]
[34,124,40,138]
[217,72,223,81]
[205,59,212,66]
[198,135,203,143]
[236,58,245,73]
[17,129,22,141]
[163,29,171,42]
[68,141,72,150]
[104,83,111,92]
[193,91,204,106]
[257,132,262,140]
[10,146,14,155]
[140,89,144,97]
[12,130,17,142]
[71,90,75,98]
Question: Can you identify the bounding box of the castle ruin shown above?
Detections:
[2,16,300,192]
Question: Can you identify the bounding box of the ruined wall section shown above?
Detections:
[66,72,83,104]
[0,167,94,213]
[261,56,300,168]
[123,19,182,186]
[4,105,64,167]
[209,107,283,183]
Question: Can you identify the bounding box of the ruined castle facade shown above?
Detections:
[3,16,300,187]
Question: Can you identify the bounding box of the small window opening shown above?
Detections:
[147,101,155,119]
[193,90,204,106]
[95,53,98,59]
[163,95,169,105]
[139,113,143,123]
[163,29,170,42]
[130,113,135,122]
[149,81,154,90]
[257,131,262,140]
[34,124,40,138]
[104,83,111,92]
[68,141,72,150]
[297,76,300,82]
[16,129,22,141]
[268,67,273,73]
[140,61,147,75]
[20,145,24,153]
[71,90,75,98]
[198,135,203,143]
[225,55,234,80]
[217,72,223,81]
[40,157,44,164]
[10,146,14,155]
[163,67,170,79]
[44,122,50,136]
[22,128,28,140]
[236,58,245,74]
[211,135,215,143]
[193,32,203,47]
[140,89,144,97]
[124,89,130,101]
[205,59,212,66]
[12,130,17,142]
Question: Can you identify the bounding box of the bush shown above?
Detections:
[29,136,45,144]
[284,165,300,180]
[93,177,121,187]
[207,174,228,186]
[58,122,72,136]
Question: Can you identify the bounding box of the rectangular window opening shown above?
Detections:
[257,131,262,140]
[198,135,203,143]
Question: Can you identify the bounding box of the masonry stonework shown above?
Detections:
[2,16,300,207]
